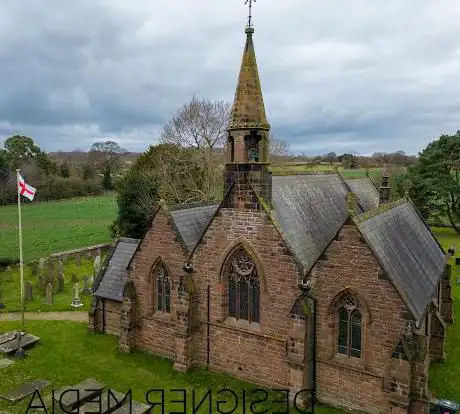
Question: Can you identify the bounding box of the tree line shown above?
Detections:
[0,135,128,205]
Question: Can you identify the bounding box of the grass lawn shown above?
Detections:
[0,321,343,414]
[0,256,98,313]
[0,194,117,263]
[428,227,460,401]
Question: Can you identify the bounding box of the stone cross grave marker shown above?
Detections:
[71,282,83,308]
[45,283,53,305]
[24,282,33,301]
[57,272,65,293]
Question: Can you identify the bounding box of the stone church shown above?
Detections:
[89,20,454,414]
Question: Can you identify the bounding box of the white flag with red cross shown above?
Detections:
[17,173,36,202]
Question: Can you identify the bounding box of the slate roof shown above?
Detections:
[345,178,380,211]
[271,173,362,274]
[357,200,446,322]
[94,238,140,302]
[169,203,220,253]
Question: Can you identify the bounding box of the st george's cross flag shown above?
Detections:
[17,173,36,201]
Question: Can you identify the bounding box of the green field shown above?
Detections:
[0,195,117,263]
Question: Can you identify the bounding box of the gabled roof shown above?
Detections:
[169,202,220,253]
[345,177,380,211]
[94,238,140,302]
[271,173,362,275]
[356,199,446,322]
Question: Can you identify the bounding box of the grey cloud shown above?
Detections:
[1,0,460,155]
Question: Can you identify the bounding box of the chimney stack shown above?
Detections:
[379,172,391,205]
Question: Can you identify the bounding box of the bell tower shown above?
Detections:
[223,6,272,208]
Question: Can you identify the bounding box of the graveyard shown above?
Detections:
[0,247,108,313]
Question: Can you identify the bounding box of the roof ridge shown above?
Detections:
[168,200,220,211]
[118,237,140,244]
[271,170,337,176]
[353,198,407,224]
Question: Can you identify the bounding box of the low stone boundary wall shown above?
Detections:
[49,243,114,263]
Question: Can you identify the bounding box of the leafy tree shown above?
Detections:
[102,166,112,190]
[89,140,125,174]
[0,149,9,182]
[59,162,70,178]
[406,131,460,232]
[81,162,96,180]
[111,143,208,238]
[4,135,42,169]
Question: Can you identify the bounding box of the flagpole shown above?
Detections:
[16,169,25,358]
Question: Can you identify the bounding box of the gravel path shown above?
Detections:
[0,311,87,322]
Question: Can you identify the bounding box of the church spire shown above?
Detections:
[223,2,273,209]
[227,24,270,132]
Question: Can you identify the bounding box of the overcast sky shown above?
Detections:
[1,0,460,156]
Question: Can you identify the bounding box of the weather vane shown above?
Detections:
[245,0,256,28]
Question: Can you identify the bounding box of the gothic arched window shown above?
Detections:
[155,263,170,313]
[337,297,362,358]
[227,247,260,323]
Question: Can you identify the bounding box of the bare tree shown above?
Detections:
[160,96,231,201]
[161,96,231,150]
[269,134,289,156]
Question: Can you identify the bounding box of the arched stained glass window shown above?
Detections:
[337,297,362,358]
[155,263,170,313]
[227,247,260,323]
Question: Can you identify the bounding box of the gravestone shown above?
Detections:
[62,255,68,264]
[38,275,46,295]
[57,272,65,293]
[24,282,33,301]
[81,277,92,295]
[31,261,39,277]
[45,283,54,305]
[0,380,49,402]
[93,255,102,278]
[38,258,46,272]
[58,258,64,273]
[53,378,104,411]
[0,358,14,369]
[4,266,12,282]
[78,389,128,413]
[0,332,40,354]
[75,254,81,266]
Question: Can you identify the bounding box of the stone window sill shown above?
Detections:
[224,317,261,332]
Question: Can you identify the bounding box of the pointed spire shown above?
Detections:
[227,26,270,131]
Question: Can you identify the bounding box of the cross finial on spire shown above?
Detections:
[245,0,256,28]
